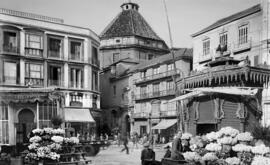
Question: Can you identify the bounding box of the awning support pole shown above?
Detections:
[37,101,40,129]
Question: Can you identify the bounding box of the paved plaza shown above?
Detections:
[89,143,165,165]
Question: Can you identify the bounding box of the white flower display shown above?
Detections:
[181,133,193,140]
[37,146,51,158]
[28,143,39,150]
[251,156,270,165]
[52,128,65,135]
[47,152,60,160]
[232,144,252,152]
[32,128,44,135]
[51,136,64,143]
[236,132,253,142]
[44,127,53,134]
[205,143,222,152]
[48,143,61,151]
[217,136,237,145]
[183,152,201,162]
[29,136,42,143]
[201,152,218,161]
[69,137,79,144]
[217,127,239,138]
[225,157,240,165]
[205,132,218,142]
[251,144,270,155]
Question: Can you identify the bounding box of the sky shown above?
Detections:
[1,0,261,48]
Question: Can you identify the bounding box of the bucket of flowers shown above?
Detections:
[182,151,202,165]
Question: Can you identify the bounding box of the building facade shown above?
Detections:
[0,8,101,149]
[130,48,192,140]
[176,0,270,135]
[100,2,169,136]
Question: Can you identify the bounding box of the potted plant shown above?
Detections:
[51,116,63,129]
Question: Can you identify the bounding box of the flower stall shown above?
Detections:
[178,127,270,165]
[24,127,91,165]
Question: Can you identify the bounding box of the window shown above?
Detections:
[92,46,99,65]
[3,61,18,85]
[153,83,159,96]
[148,54,154,60]
[69,67,83,88]
[151,103,160,116]
[153,67,160,75]
[141,71,146,79]
[140,86,147,97]
[92,94,98,108]
[25,33,43,56]
[3,31,18,53]
[48,36,63,58]
[39,102,57,128]
[167,102,176,111]
[167,63,174,71]
[238,25,248,45]
[203,39,210,56]
[70,93,83,107]
[25,63,44,86]
[113,85,116,96]
[48,65,62,86]
[254,55,259,66]
[167,81,174,90]
[70,40,82,61]
[113,53,120,63]
[140,103,146,112]
[92,71,98,91]
[0,103,9,144]
[140,126,147,136]
[219,32,227,46]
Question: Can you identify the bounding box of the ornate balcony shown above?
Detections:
[3,44,19,53]
[48,79,63,87]
[134,69,180,85]
[135,89,175,101]
[132,112,149,119]
[160,110,177,117]
[25,48,43,56]
[25,78,44,86]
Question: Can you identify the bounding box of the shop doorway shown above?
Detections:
[17,109,35,144]
[196,124,217,136]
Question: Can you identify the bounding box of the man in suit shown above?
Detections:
[171,131,184,160]
[141,142,155,165]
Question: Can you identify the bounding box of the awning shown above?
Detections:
[194,87,258,96]
[169,90,204,102]
[151,119,177,130]
[64,108,95,123]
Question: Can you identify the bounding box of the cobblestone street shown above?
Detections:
[89,143,165,165]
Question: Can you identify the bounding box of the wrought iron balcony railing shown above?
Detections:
[25,78,44,86]
[134,69,179,84]
[3,44,19,53]
[135,89,175,100]
[25,47,43,56]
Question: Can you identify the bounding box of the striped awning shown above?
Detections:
[65,108,95,123]
[151,119,177,130]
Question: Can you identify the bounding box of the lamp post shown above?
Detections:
[162,0,186,132]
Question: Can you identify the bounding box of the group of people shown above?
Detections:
[140,131,189,165]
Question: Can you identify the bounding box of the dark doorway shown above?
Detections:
[17,109,35,144]
[196,124,217,136]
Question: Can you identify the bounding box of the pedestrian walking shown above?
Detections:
[120,136,129,154]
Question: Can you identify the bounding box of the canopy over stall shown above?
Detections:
[64,108,95,123]
[151,119,177,130]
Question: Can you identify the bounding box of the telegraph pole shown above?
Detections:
[162,0,183,132]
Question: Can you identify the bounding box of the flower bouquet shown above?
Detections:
[205,132,218,142]
[251,144,270,155]
[236,132,253,144]
[225,157,240,165]
[202,152,218,165]
[217,127,239,138]
[251,156,270,165]
[232,144,252,153]
[181,133,193,140]
[183,152,202,164]
[205,143,222,152]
